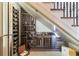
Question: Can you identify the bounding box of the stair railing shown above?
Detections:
[51,2,79,27]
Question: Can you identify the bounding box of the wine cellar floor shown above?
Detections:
[29,51,61,56]
[30,48,60,51]
[28,49,61,56]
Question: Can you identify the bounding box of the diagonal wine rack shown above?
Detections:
[12,6,19,56]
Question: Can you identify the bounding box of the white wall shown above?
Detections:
[36,20,52,32]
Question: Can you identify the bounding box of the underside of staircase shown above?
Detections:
[18,2,79,52]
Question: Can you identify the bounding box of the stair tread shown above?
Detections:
[72,25,79,27]
[61,17,76,19]
[50,9,64,11]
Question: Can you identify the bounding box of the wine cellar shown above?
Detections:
[20,8,64,49]
[9,3,65,56]
[20,8,55,49]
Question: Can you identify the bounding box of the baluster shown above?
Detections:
[57,2,59,9]
[63,2,65,17]
[70,2,72,17]
[72,2,76,26]
[54,2,55,9]
[66,2,68,17]
[60,2,62,9]
[76,2,78,26]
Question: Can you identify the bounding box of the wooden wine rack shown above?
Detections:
[21,8,36,45]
